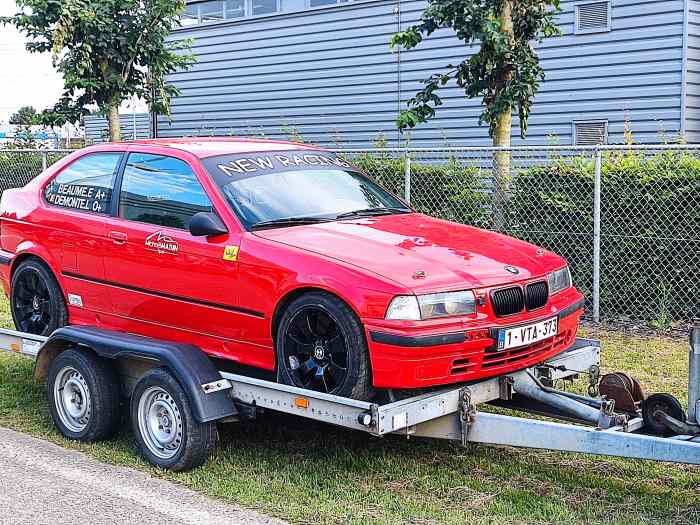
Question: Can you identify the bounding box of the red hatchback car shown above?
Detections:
[0,138,583,400]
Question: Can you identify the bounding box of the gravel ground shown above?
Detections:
[0,427,286,525]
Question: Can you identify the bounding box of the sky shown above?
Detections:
[0,0,146,125]
[0,0,65,124]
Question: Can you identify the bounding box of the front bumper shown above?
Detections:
[364,289,585,389]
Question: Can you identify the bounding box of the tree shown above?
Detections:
[390,1,561,229]
[9,105,38,126]
[2,0,195,141]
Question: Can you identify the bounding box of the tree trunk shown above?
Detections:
[491,0,514,232]
[107,104,121,142]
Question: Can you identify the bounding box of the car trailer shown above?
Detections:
[1,323,700,471]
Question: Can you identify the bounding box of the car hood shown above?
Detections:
[253,213,566,293]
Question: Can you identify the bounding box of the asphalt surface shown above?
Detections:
[0,427,286,525]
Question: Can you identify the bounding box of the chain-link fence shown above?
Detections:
[338,145,700,328]
[1,145,698,328]
[0,149,72,194]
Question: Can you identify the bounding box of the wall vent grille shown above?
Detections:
[576,1,610,33]
[574,121,608,145]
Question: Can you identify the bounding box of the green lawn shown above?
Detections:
[0,298,698,525]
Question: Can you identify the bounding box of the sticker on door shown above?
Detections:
[223,245,239,262]
[145,231,179,255]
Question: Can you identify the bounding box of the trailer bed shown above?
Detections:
[2,327,700,466]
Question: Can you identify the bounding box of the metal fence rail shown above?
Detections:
[1,145,698,328]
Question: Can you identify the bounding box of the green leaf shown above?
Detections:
[390,0,561,142]
[5,0,194,139]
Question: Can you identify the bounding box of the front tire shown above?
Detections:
[276,291,373,400]
[47,349,120,442]
[131,368,216,471]
[11,258,67,336]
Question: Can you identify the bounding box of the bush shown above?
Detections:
[350,152,490,227]
[509,150,700,323]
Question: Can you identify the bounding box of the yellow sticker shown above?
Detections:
[223,245,239,261]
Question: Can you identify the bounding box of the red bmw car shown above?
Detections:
[0,138,583,400]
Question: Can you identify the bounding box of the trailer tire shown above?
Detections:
[131,367,216,472]
[47,349,120,442]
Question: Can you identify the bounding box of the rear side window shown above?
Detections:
[119,153,213,230]
[44,153,122,214]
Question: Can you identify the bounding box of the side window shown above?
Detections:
[119,153,213,230]
[44,153,121,214]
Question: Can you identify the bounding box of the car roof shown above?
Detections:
[91,137,324,159]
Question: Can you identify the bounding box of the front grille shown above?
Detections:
[525,281,549,310]
[491,286,525,317]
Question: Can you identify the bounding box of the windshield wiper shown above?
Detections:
[335,207,412,219]
[251,216,331,230]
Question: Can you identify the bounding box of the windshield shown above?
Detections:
[201,151,410,230]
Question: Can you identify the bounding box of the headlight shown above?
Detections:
[548,266,572,295]
[386,290,476,320]
[385,296,421,320]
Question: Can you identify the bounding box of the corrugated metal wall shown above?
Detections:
[85,113,152,144]
[686,1,700,139]
[159,0,690,147]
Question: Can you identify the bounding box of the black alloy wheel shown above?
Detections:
[283,306,349,393]
[276,292,373,400]
[11,259,67,336]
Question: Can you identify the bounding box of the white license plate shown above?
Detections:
[497,317,558,350]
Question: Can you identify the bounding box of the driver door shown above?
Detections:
[102,151,247,349]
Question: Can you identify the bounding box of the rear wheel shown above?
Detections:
[131,368,216,471]
[11,259,67,336]
[276,292,373,400]
[47,349,120,442]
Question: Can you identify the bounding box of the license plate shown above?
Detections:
[497,317,558,351]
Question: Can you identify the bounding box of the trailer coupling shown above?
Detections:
[399,338,700,465]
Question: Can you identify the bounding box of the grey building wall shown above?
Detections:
[159,0,693,147]
[686,1,700,137]
[85,113,152,144]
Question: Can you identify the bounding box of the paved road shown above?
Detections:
[0,427,286,525]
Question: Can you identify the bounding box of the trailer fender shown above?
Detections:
[35,326,237,423]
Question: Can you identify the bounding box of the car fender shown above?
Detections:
[34,325,237,423]
[10,241,63,284]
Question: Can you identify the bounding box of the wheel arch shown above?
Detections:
[9,249,66,301]
[11,252,52,280]
[35,325,238,423]
[271,286,363,343]
[9,240,61,276]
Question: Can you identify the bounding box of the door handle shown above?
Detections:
[108,231,128,244]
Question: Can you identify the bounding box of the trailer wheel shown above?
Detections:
[131,367,216,472]
[642,393,686,436]
[47,349,120,442]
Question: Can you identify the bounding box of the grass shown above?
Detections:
[0,299,698,524]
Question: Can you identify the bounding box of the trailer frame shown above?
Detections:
[2,326,700,468]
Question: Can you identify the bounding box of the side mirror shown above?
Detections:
[189,212,228,237]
